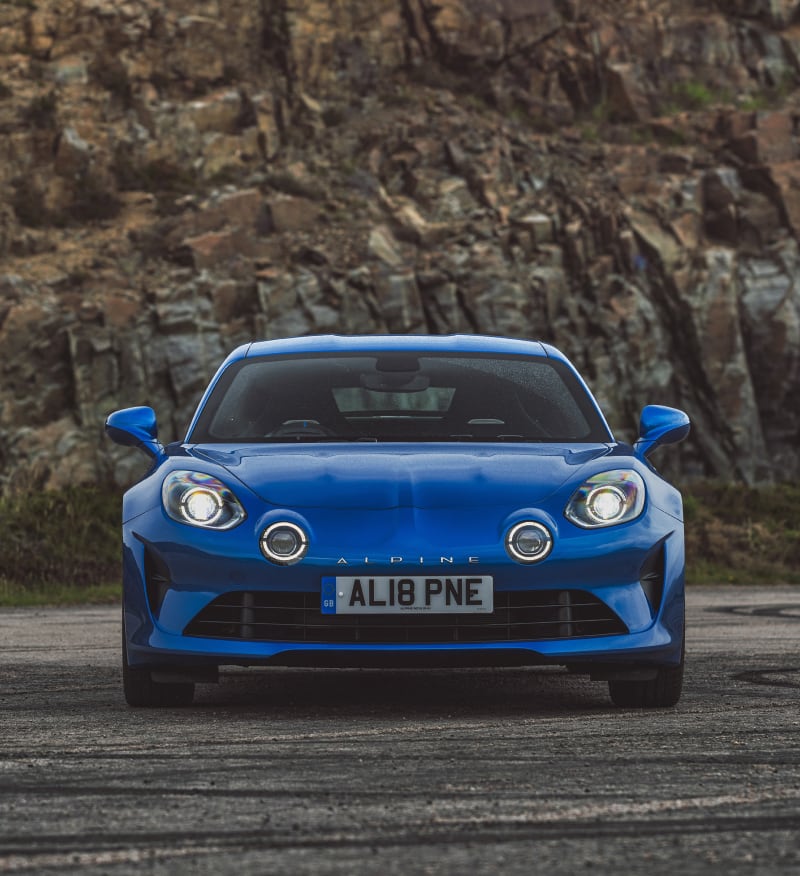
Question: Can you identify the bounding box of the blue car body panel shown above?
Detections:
[112,335,686,676]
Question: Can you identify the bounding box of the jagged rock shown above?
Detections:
[182,89,242,134]
[52,55,89,86]
[368,225,405,267]
[411,0,562,63]
[737,189,783,251]
[54,126,91,178]
[730,0,800,26]
[373,269,424,332]
[703,168,741,245]
[512,211,556,246]
[684,247,768,481]
[183,230,249,270]
[25,9,56,59]
[730,111,797,164]
[739,243,800,468]
[264,195,321,233]
[627,210,683,272]
[767,161,800,237]
[1,0,800,489]
[605,64,651,122]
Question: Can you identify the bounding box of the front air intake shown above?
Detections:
[639,544,665,616]
[143,545,171,616]
[184,589,628,644]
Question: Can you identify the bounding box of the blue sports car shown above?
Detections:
[106,334,690,708]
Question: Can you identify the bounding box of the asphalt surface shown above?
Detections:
[1,587,798,875]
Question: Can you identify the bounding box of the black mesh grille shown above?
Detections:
[639,544,665,617]
[183,590,628,644]
[143,546,171,617]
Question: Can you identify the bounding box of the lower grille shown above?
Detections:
[183,590,628,644]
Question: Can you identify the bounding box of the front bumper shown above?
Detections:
[122,503,685,672]
[129,619,682,669]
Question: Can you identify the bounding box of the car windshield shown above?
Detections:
[189,353,611,444]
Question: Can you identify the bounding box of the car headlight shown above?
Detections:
[162,471,246,530]
[260,522,309,565]
[565,470,645,528]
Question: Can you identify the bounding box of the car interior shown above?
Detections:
[193,354,603,444]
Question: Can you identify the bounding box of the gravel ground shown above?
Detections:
[1,587,798,875]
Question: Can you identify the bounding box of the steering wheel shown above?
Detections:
[268,419,336,438]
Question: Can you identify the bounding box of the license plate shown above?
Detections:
[321,575,493,615]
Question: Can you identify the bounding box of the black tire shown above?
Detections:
[608,644,685,709]
[122,616,194,708]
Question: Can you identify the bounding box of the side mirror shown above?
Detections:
[634,405,690,459]
[105,406,166,461]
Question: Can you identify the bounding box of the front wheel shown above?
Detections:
[608,645,685,709]
[122,616,194,707]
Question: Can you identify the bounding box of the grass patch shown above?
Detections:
[683,481,800,586]
[0,482,796,608]
[0,485,122,606]
[667,80,715,111]
[0,582,120,608]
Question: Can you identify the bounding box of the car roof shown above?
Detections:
[235,335,560,361]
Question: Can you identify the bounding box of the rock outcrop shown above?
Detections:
[1,0,799,489]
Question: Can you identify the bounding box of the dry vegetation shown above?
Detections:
[682,481,800,586]
[0,482,797,606]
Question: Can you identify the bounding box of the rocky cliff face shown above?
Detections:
[1,0,799,490]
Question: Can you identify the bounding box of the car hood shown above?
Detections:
[188,444,613,510]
